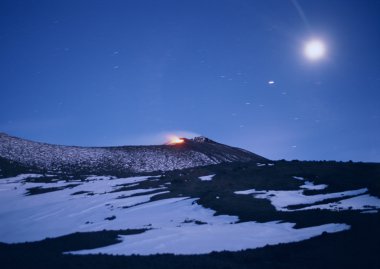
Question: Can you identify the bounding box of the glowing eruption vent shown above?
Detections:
[168,136,185,145]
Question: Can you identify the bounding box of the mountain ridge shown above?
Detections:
[0,133,267,174]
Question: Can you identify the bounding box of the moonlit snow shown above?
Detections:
[69,222,349,256]
[0,173,352,255]
[296,194,380,212]
[300,181,328,190]
[292,176,328,190]
[235,176,380,212]
[199,174,216,181]
[235,188,369,211]
[0,174,168,242]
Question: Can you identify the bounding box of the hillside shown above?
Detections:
[0,133,267,174]
[0,135,380,268]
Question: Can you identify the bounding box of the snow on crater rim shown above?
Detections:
[0,133,265,173]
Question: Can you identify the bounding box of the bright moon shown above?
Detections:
[304,40,326,60]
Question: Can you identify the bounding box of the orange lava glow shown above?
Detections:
[168,136,185,145]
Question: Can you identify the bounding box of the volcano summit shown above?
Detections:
[0,133,267,174]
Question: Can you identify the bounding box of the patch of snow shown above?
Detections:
[69,176,158,194]
[199,174,216,181]
[292,176,328,190]
[296,194,380,212]
[69,222,349,255]
[111,176,158,186]
[361,210,378,214]
[235,189,260,195]
[235,188,368,211]
[85,175,114,181]
[300,181,328,190]
[120,183,139,188]
[0,174,44,183]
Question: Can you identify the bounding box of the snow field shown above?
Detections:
[0,173,355,255]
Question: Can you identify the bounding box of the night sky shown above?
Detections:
[1,0,380,162]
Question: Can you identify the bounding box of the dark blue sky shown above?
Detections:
[1,0,380,162]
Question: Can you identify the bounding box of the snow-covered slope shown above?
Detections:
[1,154,379,266]
[0,173,352,255]
[0,133,267,173]
[3,170,379,255]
